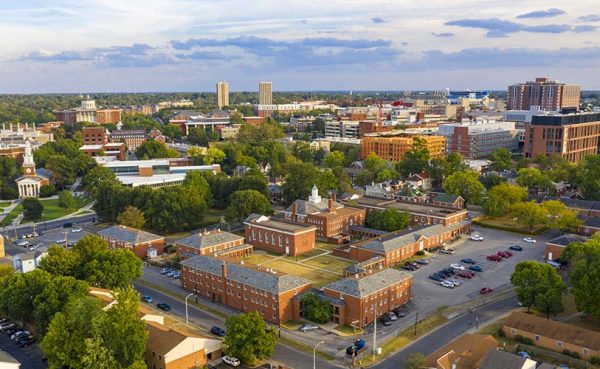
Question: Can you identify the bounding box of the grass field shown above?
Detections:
[315,241,341,251]
[474,216,547,235]
[1,197,90,226]
[303,255,353,271]
[260,259,340,286]
[0,202,12,209]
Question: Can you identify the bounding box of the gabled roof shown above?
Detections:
[504,312,600,350]
[146,321,190,355]
[578,214,600,229]
[479,350,531,369]
[244,214,316,233]
[323,268,411,298]
[98,225,163,244]
[425,334,498,369]
[408,172,430,181]
[432,193,463,204]
[546,233,587,247]
[286,198,344,215]
[175,231,243,250]
[360,232,424,253]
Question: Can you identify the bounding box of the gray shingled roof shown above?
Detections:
[345,256,384,274]
[98,225,163,244]
[479,350,528,369]
[547,233,588,247]
[579,214,600,228]
[181,255,310,294]
[323,268,410,298]
[244,214,316,233]
[175,231,243,250]
[432,193,461,204]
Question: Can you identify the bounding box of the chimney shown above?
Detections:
[221,262,228,278]
[291,202,297,214]
[331,193,336,202]
[328,198,334,212]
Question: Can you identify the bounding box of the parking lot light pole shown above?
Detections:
[185,293,194,325]
[313,340,324,369]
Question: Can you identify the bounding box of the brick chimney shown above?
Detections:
[291,202,297,214]
[221,262,228,278]
[328,198,334,212]
[331,193,336,202]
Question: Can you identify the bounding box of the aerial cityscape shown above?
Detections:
[1,1,600,369]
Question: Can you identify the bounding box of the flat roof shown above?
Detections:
[80,144,104,150]
[116,174,187,186]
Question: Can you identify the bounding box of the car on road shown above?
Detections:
[379,315,392,326]
[523,237,537,243]
[509,245,523,251]
[460,258,476,265]
[211,326,226,336]
[518,352,530,359]
[469,235,484,241]
[480,287,493,295]
[223,356,241,367]
[415,258,430,265]
[141,295,154,303]
[392,308,405,318]
[386,312,397,321]
[0,323,15,331]
[487,254,502,262]
[55,239,66,244]
[346,339,366,356]
[457,270,475,279]
[439,248,455,254]
[160,268,172,274]
[71,226,83,233]
[450,263,465,270]
[157,303,171,311]
[468,265,483,272]
[298,324,319,332]
[440,280,454,289]
[15,240,30,247]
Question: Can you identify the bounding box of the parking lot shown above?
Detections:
[407,225,550,314]
[0,324,46,369]
[3,226,93,257]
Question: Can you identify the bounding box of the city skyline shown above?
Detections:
[2,0,600,93]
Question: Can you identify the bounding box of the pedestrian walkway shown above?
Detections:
[0,200,20,223]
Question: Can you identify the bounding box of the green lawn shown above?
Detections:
[198,208,226,227]
[259,259,340,287]
[303,255,353,272]
[1,204,23,226]
[473,216,547,235]
[0,202,12,209]
[315,241,341,251]
[1,197,90,226]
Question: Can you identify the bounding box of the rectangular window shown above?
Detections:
[535,335,540,342]
[511,328,516,335]
[583,348,589,356]
[556,340,563,348]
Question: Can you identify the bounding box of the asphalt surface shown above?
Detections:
[0,326,46,369]
[3,213,96,239]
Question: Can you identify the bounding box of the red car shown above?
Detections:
[480,287,493,295]
[457,270,475,279]
[497,251,509,258]
[487,255,502,262]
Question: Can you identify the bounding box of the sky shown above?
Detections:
[1,0,600,93]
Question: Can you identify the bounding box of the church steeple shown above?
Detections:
[22,139,36,176]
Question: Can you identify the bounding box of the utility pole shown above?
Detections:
[63,230,69,248]
[414,307,419,336]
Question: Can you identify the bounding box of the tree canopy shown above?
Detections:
[366,208,410,232]
[301,292,333,324]
[224,311,278,365]
[442,170,485,205]
[225,190,273,221]
[563,235,600,319]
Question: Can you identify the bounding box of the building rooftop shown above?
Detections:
[351,197,467,217]
[424,334,498,369]
[98,225,163,244]
[479,350,532,369]
[323,268,411,298]
[0,350,20,364]
[546,233,587,247]
[244,214,316,233]
[286,198,344,215]
[181,255,310,294]
[504,312,600,351]
[175,231,243,250]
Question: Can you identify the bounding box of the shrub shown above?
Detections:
[590,356,600,365]
[416,250,425,256]
[569,352,580,359]
[515,335,524,343]
[562,349,571,356]
[521,337,533,345]
[497,328,505,337]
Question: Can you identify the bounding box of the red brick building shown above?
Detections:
[544,234,587,261]
[181,255,311,324]
[80,126,125,160]
[299,268,412,328]
[283,186,365,242]
[83,126,107,145]
[507,77,580,111]
[98,225,165,259]
[109,130,148,150]
[244,214,317,256]
[174,230,253,260]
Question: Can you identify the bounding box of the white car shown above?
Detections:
[223,356,241,367]
[55,239,66,244]
[71,227,83,233]
[523,237,537,243]
[469,235,484,241]
[447,278,461,287]
[11,330,29,340]
[450,263,465,271]
[0,323,15,331]
[440,280,454,289]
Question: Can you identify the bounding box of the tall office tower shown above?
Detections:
[507,77,581,111]
[216,81,229,108]
[259,81,273,105]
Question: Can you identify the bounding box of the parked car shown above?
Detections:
[160,268,172,274]
[468,265,483,272]
[415,258,430,265]
[523,237,537,243]
[211,326,226,336]
[447,278,461,287]
[439,248,455,254]
[392,308,405,318]
[18,337,35,347]
[166,271,177,277]
[518,351,530,359]
[14,334,33,345]
[141,295,154,303]
[442,267,456,275]
[386,312,397,321]
[497,251,512,258]
[406,262,420,269]
[55,238,66,244]
[11,331,29,340]
[298,324,319,332]
[480,287,493,295]
[223,356,241,367]
[487,255,502,262]
[346,339,366,356]
[15,240,29,247]
[71,226,83,233]
[469,235,484,241]
[379,315,392,326]
[450,263,465,270]
[403,264,417,271]
[457,270,475,279]
[509,245,523,251]
[157,303,171,311]
[429,273,444,282]
[0,323,15,331]
[440,280,454,289]
[460,258,476,265]
[171,272,181,279]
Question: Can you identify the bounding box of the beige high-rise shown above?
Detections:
[259,81,272,105]
[216,81,229,108]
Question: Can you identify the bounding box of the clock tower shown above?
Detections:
[22,139,36,177]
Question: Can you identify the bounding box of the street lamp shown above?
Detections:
[185,293,195,325]
[313,340,324,369]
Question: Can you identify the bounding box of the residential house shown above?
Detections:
[365,182,395,199]
[407,172,432,191]
[395,183,428,203]
[544,234,587,261]
[244,214,317,256]
[258,161,271,175]
[424,334,499,369]
[174,230,253,260]
[577,214,600,236]
[98,225,165,259]
[478,350,537,369]
[181,255,311,323]
[430,193,465,209]
[503,311,600,359]
[13,250,47,273]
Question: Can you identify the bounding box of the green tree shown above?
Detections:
[0,265,13,289]
[579,155,600,200]
[510,261,566,317]
[480,173,506,190]
[429,153,466,185]
[510,201,548,231]
[442,170,485,205]
[135,140,178,159]
[46,154,77,187]
[39,184,57,198]
[161,124,182,140]
[183,171,212,205]
[82,249,142,289]
[23,197,44,220]
[482,183,528,216]
[82,166,118,197]
[117,206,145,229]
[203,147,226,165]
[516,167,551,192]
[541,200,582,233]
[58,190,77,209]
[489,147,512,171]
[33,276,89,335]
[301,292,332,323]
[366,209,410,232]
[563,236,600,319]
[38,245,80,277]
[224,311,278,365]
[225,190,273,221]
[405,352,426,369]
[0,269,51,321]
[323,151,346,168]
[187,127,218,146]
[397,137,430,177]
[281,162,322,204]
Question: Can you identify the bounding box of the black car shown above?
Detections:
[460,258,476,265]
[468,265,483,272]
[509,245,523,251]
[15,334,33,345]
[157,302,171,311]
[210,326,226,337]
[429,273,444,282]
[392,308,405,318]
[379,315,392,326]
[403,265,416,271]
[442,267,456,275]
[19,337,35,347]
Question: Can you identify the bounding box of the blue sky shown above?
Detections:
[1,0,600,93]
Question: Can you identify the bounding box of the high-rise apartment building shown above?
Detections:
[259,81,272,105]
[507,77,581,111]
[524,112,600,163]
[216,81,229,108]
[437,120,520,159]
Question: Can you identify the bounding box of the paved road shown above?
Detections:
[372,294,519,369]
[2,213,96,239]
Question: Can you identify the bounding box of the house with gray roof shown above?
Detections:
[98,225,165,259]
[545,233,588,261]
[175,230,251,260]
[180,255,311,323]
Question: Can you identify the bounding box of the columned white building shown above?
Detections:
[15,140,48,198]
